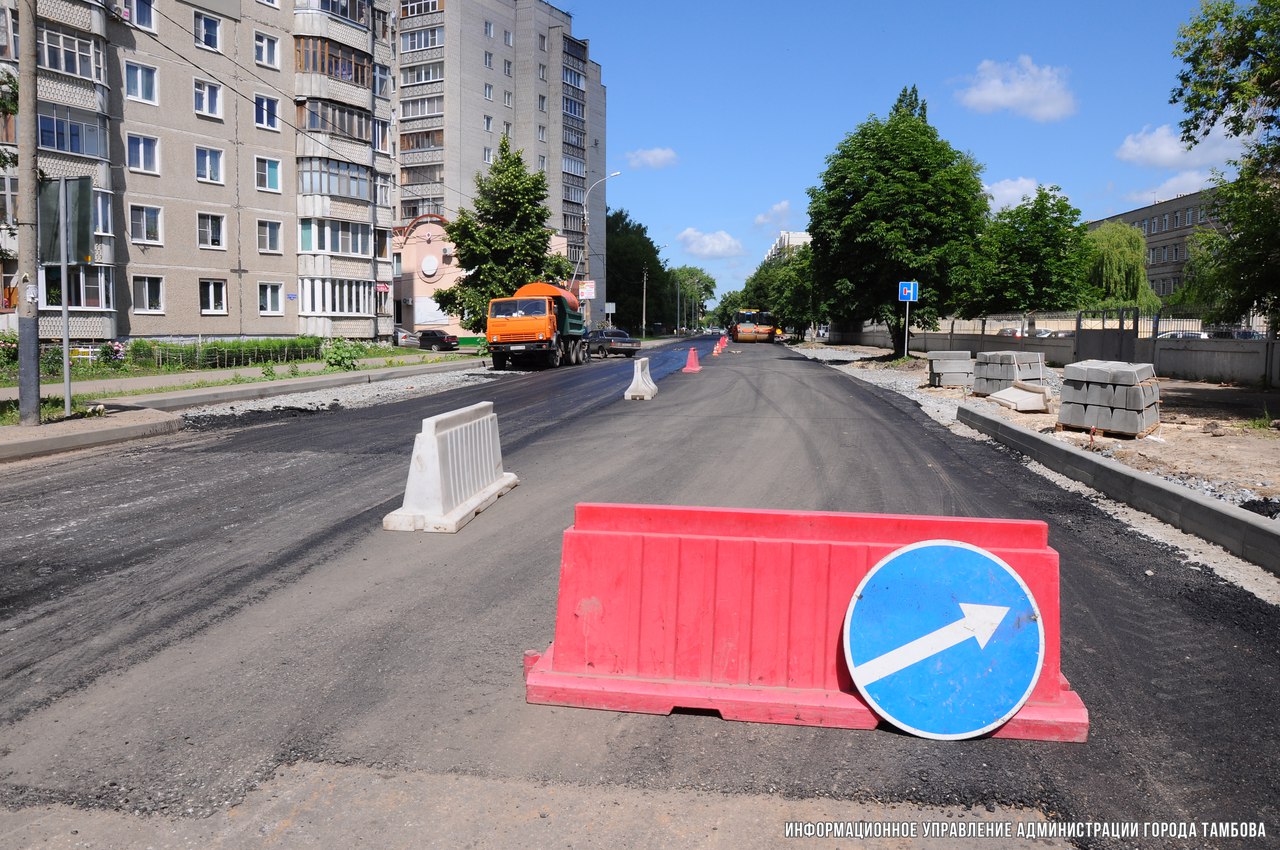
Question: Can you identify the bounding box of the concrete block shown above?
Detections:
[1015,352,1043,364]
[1085,383,1115,407]
[1110,409,1141,434]
[928,350,971,360]
[989,386,1049,412]
[1063,361,1094,382]
[1059,402,1086,428]
[1085,364,1114,383]
[1061,380,1086,404]
[1013,380,1051,398]
[936,372,974,387]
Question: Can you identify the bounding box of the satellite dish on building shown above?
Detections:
[420,255,439,278]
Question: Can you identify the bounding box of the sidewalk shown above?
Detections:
[0,354,484,463]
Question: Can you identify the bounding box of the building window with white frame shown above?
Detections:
[484,51,493,69]
[400,0,440,16]
[504,90,512,108]
[255,32,279,68]
[42,265,114,309]
[195,146,223,183]
[504,59,512,76]
[194,79,222,118]
[200,278,228,314]
[484,83,493,101]
[198,213,226,249]
[483,147,493,164]
[133,275,163,313]
[401,61,443,86]
[129,204,162,243]
[537,124,546,142]
[503,29,512,46]
[537,94,546,112]
[37,23,104,82]
[258,219,282,253]
[259,282,283,315]
[255,95,279,130]
[256,157,281,192]
[484,20,493,37]
[483,115,493,132]
[93,189,113,236]
[194,12,221,51]
[126,0,156,30]
[127,134,158,173]
[125,61,158,104]
[400,27,443,52]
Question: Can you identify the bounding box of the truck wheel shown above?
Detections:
[571,340,584,365]
[547,342,562,368]
[492,353,507,370]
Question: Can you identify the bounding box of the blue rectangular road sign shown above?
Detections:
[899,281,919,302]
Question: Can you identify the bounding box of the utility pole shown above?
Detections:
[16,0,39,426]
[641,264,647,338]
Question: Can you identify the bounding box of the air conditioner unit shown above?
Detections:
[441,246,453,257]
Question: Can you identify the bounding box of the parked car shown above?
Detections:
[584,328,641,358]
[995,327,1024,338]
[1157,330,1211,339]
[391,325,418,346]
[1031,328,1054,338]
[417,329,459,351]
[1049,330,1075,338]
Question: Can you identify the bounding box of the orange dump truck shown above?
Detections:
[486,282,588,369]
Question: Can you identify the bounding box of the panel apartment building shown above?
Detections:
[0,0,606,342]
[1089,189,1217,300]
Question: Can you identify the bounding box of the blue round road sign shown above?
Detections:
[843,540,1044,740]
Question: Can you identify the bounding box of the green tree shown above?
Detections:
[741,245,821,335]
[1171,0,1280,326]
[1082,220,1158,308]
[954,186,1091,316]
[435,136,574,332]
[807,86,988,353]
[710,289,745,328]
[603,208,669,333]
[669,265,717,330]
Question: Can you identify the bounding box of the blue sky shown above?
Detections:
[557,0,1247,302]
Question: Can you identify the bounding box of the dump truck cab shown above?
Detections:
[487,282,587,369]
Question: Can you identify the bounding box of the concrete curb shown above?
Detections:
[96,359,484,411]
[957,402,1280,576]
[0,407,184,463]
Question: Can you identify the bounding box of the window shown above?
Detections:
[563,66,585,89]
[317,0,369,27]
[259,0,280,6]
[194,12,221,52]
[298,158,371,200]
[504,90,513,107]
[256,157,282,192]
[298,99,372,141]
[127,134,158,173]
[504,30,513,46]
[42,265,114,309]
[538,124,546,142]
[484,83,493,101]
[373,119,390,153]
[484,115,493,132]
[537,155,546,172]
[125,0,155,30]
[296,37,373,87]
[401,61,443,85]
[484,51,493,69]
[539,34,547,51]
[299,277,376,316]
[374,64,391,97]
[503,121,511,137]
[1162,214,1169,231]
[93,190,113,236]
[401,96,443,119]
[129,204,162,244]
[401,27,443,53]
[1174,210,1181,228]
[256,95,279,130]
[562,96,585,118]
[401,196,444,219]
[195,147,223,183]
[562,154,585,177]
[198,213,226,249]
[483,147,493,164]
[484,20,494,38]
[401,165,443,184]
[255,32,279,68]
[376,175,392,207]
[38,107,108,158]
[564,126,584,147]
[400,129,443,151]
[258,219,282,252]
[539,64,547,81]
[125,62,157,104]
[504,59,512,77]
[200,279,227,314]
[400,0,440,15]
[133,275,163,313]
[37,24,104,82]
[537,94,546,112]
[259,282,283,315]
[194,79,222,118]
[298,218,372,256]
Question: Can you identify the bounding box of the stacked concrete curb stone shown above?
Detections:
[972,351,1045,396]
[1058,360,1159,435]
[927,351,975,387]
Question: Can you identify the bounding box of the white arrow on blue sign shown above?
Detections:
[843,540,1044,740]
[899,280,918,302]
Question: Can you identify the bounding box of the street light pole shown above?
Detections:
[576,170,620,328]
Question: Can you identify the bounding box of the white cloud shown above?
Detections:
[754,200,791,227]
[985,177,1038,210]
[1124,171,1217,206]
[957,55,1077,122]
[1115,123,1247,169]
[625,147,678,169]
[677,227,744,259]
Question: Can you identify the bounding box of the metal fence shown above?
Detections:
[862,309,1270,340]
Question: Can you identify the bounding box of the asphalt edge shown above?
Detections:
[957,402,1280,577]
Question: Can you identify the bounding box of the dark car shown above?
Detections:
[995,327,1024,338]
[584,328,641,358]
[417,329,459,351]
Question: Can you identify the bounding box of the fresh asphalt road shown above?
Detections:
[0,340,1275,848]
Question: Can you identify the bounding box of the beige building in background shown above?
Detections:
[0,0,605,343]
[1090,189,1218,300]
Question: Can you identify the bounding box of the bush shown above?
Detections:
[98,340,126,367]
[128,338,156,366]
[323,337,362,371]
[0,330,17,368]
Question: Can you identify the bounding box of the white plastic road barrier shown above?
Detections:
[624,357,658,400]
[383,401,519,533]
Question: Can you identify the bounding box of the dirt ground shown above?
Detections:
[862,356,1280,513]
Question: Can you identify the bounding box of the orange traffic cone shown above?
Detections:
[682,346,702,373]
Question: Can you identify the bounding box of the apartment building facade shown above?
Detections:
[1090,189,1218,300]
[1,0,604,342]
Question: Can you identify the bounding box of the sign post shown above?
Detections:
[898,280,918,356]
[843,539,1045,740]
[39,177,94,417]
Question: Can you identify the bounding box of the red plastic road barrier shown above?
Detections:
[524,503,1088,742]
[682,347,702,373]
